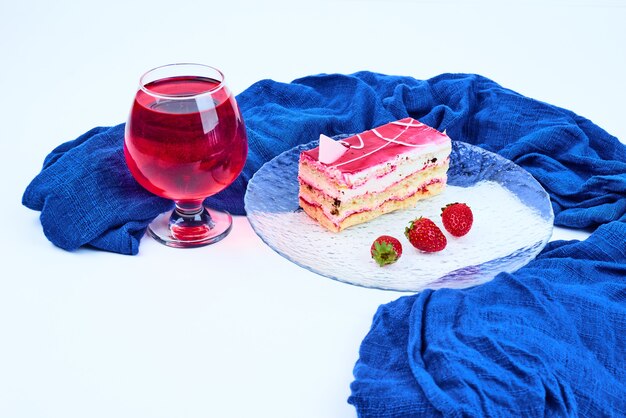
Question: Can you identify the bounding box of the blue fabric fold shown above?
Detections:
[23,71,626,414]
[22,124,173,254]
[23,72,626,254]
[349,222,626,417]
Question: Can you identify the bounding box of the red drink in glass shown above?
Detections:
[125,76,247,202]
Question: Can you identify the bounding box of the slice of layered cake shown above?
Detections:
[297,117,452,232]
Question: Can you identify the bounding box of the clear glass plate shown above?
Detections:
[244,141,554,292]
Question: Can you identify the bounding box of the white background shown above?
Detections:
[1,1,625,417]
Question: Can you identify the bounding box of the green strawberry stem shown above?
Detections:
[372,241,398,266]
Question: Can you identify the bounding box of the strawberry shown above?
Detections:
[371,235,403,266]
[441,202,473,237]
[404,217,447,252]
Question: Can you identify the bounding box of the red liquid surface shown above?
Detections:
[124,76,248,203]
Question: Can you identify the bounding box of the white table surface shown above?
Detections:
[1,1,625,417]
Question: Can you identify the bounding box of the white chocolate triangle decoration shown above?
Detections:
[318,134,349,164]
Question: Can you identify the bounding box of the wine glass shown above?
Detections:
[124,63,248,248]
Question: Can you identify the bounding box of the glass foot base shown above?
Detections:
[147,207,233,248]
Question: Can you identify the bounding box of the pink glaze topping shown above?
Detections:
[301,118,450,174]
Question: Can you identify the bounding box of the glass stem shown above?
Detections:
[169,201,215,240]
[174,200,203,216]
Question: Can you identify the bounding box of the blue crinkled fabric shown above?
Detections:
[23,72,626,254]
[23,72,626,415]
[349,222,626,417]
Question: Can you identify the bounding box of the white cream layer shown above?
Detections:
[305,176,447,224]
[299,145,451,200]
